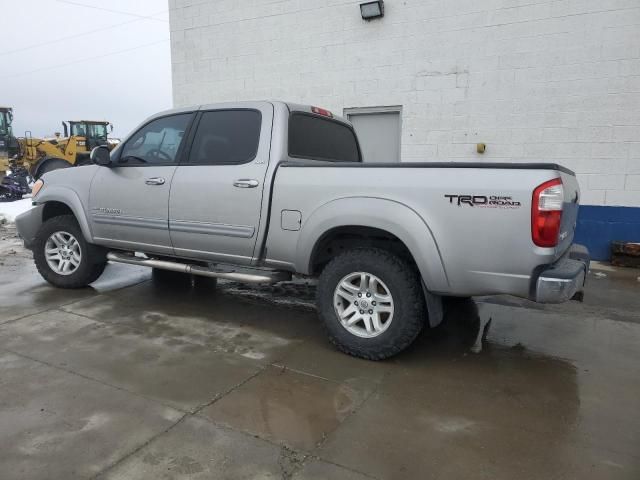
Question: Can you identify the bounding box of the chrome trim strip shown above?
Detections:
[470,271,531,280]
[172,247,252,263]
[92,215,168,230]
[169,220,255,238]
[93,237,174,255]
[264,258,296,270]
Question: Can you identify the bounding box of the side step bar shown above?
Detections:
[106,252,291,284]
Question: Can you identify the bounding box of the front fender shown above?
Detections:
[295,197,449,293]
[35,186,93,242]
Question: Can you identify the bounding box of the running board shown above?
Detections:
[106,252,291,284]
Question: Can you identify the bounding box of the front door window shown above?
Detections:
[120,114,191,164]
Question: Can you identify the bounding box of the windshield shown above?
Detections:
[70,122,107,138]
[88,123,108,139]
[70,122,86,137]
[0,112,7,135]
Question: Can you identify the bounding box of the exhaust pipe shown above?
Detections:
[106,252,290,284]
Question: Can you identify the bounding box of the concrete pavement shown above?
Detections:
[0,226,639,479]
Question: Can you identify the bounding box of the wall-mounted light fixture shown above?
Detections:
[360,1,384,20]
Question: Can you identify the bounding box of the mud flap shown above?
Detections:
[422,280,444,328]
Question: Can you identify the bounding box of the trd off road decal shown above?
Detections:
[95,207,123,215]
[444,194,521,208]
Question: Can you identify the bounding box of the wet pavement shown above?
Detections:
[1,228,639,479]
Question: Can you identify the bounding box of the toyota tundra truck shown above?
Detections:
[15,101,589,360]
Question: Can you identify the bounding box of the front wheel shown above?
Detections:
[34,215,106,288]
[316,248,426,360]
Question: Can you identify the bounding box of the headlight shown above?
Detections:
[31,179,44,198]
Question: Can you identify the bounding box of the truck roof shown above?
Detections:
[281,102,349,123]
[147,101,350,125]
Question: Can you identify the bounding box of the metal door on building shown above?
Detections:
[344,106,402,163]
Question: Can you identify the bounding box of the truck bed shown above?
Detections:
[265,161,579,299]
[280,160,575,174]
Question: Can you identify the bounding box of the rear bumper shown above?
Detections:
[534,244,590,304]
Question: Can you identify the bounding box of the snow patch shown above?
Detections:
[0,198,33,223]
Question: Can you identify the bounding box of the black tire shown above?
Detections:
[193,275,217,290]
[151,269,217,290]
[151,268,192,285]
[33,157,71,180]
[316,248,426,360]
[34,215,106,288]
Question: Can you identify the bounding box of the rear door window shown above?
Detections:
[187,110,262,165]
[288,113,361,162]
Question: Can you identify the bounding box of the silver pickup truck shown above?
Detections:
[15,101,589,359]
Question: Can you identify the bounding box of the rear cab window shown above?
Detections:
[288,112,361,163]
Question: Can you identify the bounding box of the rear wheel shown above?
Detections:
[316,248,426,360]
[34,215,106,288]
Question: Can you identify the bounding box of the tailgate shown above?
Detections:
[557,171,580,257]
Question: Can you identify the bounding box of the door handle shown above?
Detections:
[145,177,165,185]
[233,179,259,188]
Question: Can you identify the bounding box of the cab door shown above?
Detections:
[169,103,272,264]
[89,113,193,254]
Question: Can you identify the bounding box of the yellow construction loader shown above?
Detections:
[21,120,116,178]
[1,110,116,178]
[0,106,18,175]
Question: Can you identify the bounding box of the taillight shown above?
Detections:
[311,106,333,118]
[532,178,563,247]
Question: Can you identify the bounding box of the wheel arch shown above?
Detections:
[309,225,415,273]
[42,201,74,222]
[296,197,449,293]
[36,187,93,243]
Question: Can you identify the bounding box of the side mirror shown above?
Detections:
[90,145,111,166]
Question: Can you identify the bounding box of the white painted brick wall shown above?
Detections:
[169,0,640,207]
